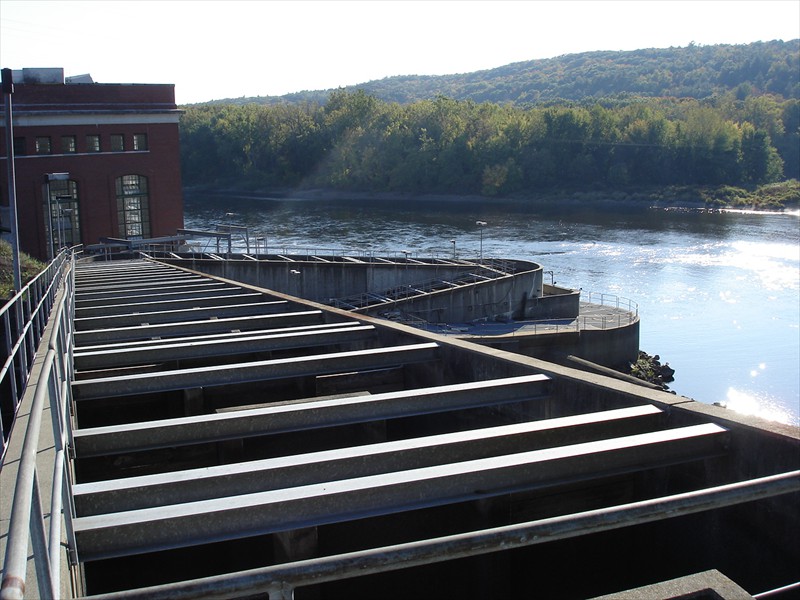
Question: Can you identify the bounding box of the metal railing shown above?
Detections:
[83,470,800,600]
[1,249,71,461]
[145,244,516,267]
[412,291,640,337]
[584,291,639,316]
[431,315,639,337]
[0,250,76,600]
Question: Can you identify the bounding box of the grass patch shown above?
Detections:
[0,239,46,301]
[699,180,800,209]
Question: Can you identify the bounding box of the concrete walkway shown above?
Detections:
[421,301,638,337]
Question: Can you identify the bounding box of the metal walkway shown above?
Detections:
[1,256,799,600]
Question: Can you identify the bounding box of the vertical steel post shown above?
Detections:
[2,68,21,291]
[476,221,487,262]
[45,179,54,259]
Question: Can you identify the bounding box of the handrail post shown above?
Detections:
[267,582,295,600]
[30,470,55,600]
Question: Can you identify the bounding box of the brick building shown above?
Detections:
[1,68,184,260]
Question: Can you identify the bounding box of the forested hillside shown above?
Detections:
[181,91,798,194]
[180,41,799,201]
[207,40,799,107]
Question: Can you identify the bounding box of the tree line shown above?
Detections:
[203,40,799,107]
[179,90,799,197]
[353,40,800,106]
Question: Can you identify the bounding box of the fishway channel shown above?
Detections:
[68,260,721,596]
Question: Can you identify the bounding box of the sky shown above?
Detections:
[1,0,799,105]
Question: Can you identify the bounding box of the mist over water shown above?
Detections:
[184,193,800,426]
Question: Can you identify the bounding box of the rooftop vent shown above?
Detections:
[66,73,94,84]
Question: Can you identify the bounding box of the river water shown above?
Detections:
[183,192,800,426]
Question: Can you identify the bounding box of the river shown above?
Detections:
[183,192,800,426]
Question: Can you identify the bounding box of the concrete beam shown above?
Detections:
[73,404,662,515]
[74,284,248,308]
[72,373,551,456]
[72,423,728,561]
[74,322,362,353]
[73,310,326,345]
[75,274,203,292]
[75,264,176,277]
[71,343,440,400]
[75,293,266,318]
[75,268,186,283]
[74,325,376,370]
[75,280,227,301]
[74,301,291,330]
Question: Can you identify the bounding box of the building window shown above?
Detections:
[44,179,81,256]
[116,174,150,239]
[61,135,77,153]
[87,135,101,152]
[110,134,125,152]
[35,137,51,154]
[133,133,148,151]
[13,137,26,156]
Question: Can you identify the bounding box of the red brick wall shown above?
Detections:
[1,83,184,259]
[7,83,178,110]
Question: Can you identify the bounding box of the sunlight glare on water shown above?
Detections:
[729,240,800,291]
[723,387,796,426]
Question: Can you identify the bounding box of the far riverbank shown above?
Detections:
[184,180,800,212]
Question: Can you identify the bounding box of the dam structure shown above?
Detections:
[1,252,798,600]
[149,249,640,371]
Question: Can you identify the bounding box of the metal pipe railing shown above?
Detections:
[584,290,639,316]
[1,347,59,600]
[0,252,75,600]
[1,250,70,461]
[754,581,800,598]
[82,470,800,600]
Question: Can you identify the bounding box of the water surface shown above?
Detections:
[184,193,800,425]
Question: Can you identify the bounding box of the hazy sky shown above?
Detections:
[1,0,798,104]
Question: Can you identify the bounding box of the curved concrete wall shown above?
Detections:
[359,270,541,323]
[158,255,547,324]
[155,254,632,367]
[467,318,640,371]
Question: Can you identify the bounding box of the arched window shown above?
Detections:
[44,179,81,256]
[116,174,150,239]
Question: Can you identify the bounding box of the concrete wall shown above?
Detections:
[160,257,492,301]
[359,271,543,323]
[526,285,581,320]
[156,255,635,368]
[468,318,640,371]
[158,256,547,324]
